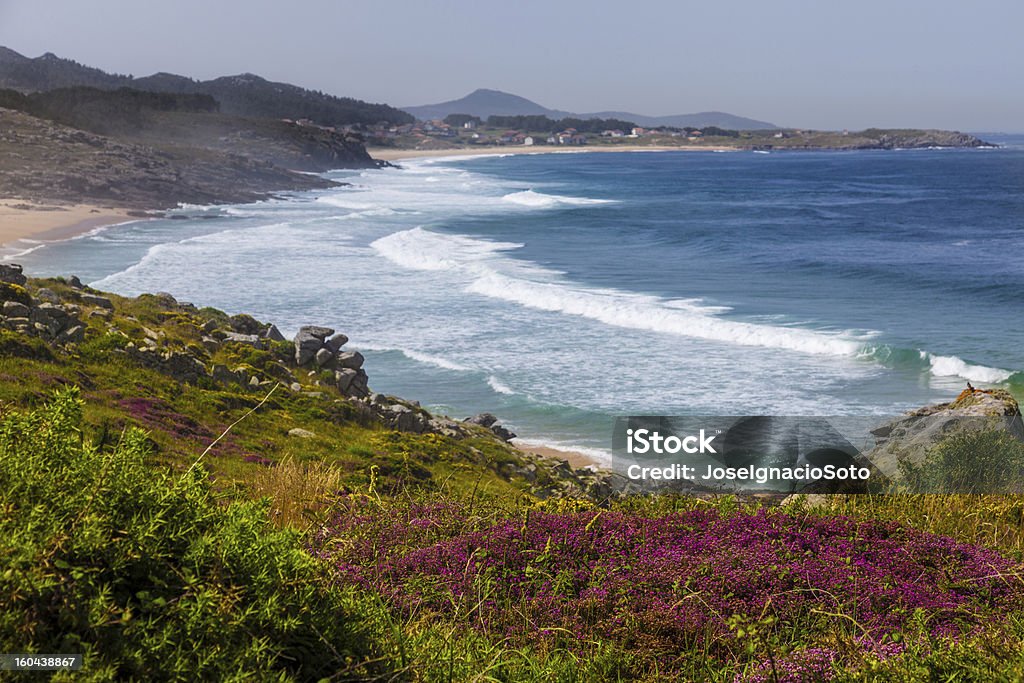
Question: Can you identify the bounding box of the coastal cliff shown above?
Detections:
[3,264,1024,680]
[0,264,611,501]
[0,104,380,210]
[4,261,1019,507]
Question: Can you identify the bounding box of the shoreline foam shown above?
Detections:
[368,144,738,162]
[512,440,606,470]
[0,200,134,258]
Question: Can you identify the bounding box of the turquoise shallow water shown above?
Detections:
[13,136,1024,460]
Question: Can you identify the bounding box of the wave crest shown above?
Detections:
[502,190,614,208]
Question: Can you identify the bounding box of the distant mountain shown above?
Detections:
[0,47,412,126]
[0,50,126,90]
[404,88,778,130]
[403,88,573,121]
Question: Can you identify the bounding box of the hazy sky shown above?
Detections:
[2,0,1022,131]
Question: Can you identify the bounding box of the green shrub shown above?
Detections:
[0,387,383,681]
[78,331,129,360]
[0,329,54,360]
[902,426,1024,494]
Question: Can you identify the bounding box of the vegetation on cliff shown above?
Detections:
[0,85,381,209]
[0,46,412,127]
[1,269,1023,680]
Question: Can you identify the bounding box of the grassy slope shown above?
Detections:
[0,278,536,519]
[2,276,1023,681]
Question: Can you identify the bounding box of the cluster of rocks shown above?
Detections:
[212,313,286,349]
[0,264,88,345]
[1,269,631,502]
[293,325,369,398]
[485,449,630,501]
[464,412,517,441]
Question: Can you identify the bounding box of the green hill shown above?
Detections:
[0,46,412,127]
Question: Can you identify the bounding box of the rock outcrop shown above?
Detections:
[862,387,1022,483]
[292,326,369,398]
[1,268,86,346]
[465,412,517,441]
[0,268,637,503]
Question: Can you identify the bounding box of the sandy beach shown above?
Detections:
[369,144,738,162]
[0,200,134,254]
[513,441,605,470]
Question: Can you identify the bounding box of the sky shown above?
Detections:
[1,0,1022,131]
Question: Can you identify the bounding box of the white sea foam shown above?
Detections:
[0,240,46,261]
[501,189,614,208]
[511,438,613,466]
[926,353,1013,384]
[402,349,470,372]
[487,375,515,395]
[91,222,328,290]
[315,196,378,210]
[467,271,862,357]
[394,348,472,372]
[374,227,863,358]
[371,227,526,272]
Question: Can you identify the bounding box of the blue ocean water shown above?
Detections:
[13,136,1024,460]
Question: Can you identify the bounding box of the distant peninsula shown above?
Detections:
[0,46,995,220]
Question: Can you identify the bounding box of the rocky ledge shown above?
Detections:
[863,386,1022,483]
[0,263,623,502]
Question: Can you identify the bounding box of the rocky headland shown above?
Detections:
[0,263,619,502]
[0,106,377,211]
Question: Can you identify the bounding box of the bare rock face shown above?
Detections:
[0,264,27,286]
[858,387,1022,484]
[464,413,517,441]
[294,325,334,365]
[335,351,364,370]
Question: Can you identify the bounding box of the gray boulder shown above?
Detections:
[223,332,264,348]
[492,424,517,441]
[335,368,358,392]
[348,369,369,397]
[301,325,334,339]
[2,301,30,318]
[58,325,85,344]
[336,351,364,369]
[465,413,499,428]
[263,324,286,342]
[325,333,349,353]
[314,347,335,367]
[0,264,26,286]
[294,325,332,365]
[81,293,114,310]
[35,288,60,303]
[37,303,68,320]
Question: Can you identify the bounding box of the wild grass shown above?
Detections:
[247,456,347,529]
[0,388,386,680]
[3,281,1024,680]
